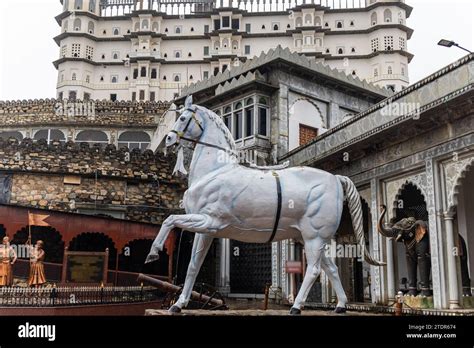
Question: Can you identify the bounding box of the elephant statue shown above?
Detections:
[378,205,432,297]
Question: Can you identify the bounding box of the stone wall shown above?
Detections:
[0,138,186,225]
[0,99,170,127]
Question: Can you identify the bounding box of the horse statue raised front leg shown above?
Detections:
[146,95,385,315]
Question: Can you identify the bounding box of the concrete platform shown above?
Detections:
[145,309,389,316]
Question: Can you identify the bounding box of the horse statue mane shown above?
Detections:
[194,105,236,151]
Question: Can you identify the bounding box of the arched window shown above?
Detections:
[304,14,312,25]
[338,48,344,54]
[304,36,312,45]
[88,21,94,34]
[174,75,180,82]
[384,9,392,23]
[74,18,81,31]
[374,68,378,77]
[387,66,393,74]
[74,0,83,10]
[72,73,77,81]
[288,99,325,150]
[0,131,23,141]
[86,75,90,83]
[222,39,229,48]
[273,24,279,31]
[188,52,192,57]
[142,19,149,30]
[111,76,118,83]
[63,20,68,32]
[214,41,219,50]
[113,28,120,36]
[113,52,119,59]
[89,0,96,12]
[140,67,147,77]
[118,131,151,150]
[152,22,159,32]
[151,68,157,79]
[295,17,302,27]
[34,129,66,145]
[175,26,181,34]
[315,16,321,26]
[134,22,140,32]
[175,51,181,58]
[232,40,239,50]
[75,130,109,145]
[371,12,377,26]
[336,21,343,29]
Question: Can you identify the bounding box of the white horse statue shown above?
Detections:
[146,95,384,315]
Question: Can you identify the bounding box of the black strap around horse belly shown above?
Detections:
[267,170,282,243]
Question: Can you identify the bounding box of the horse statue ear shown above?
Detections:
[185,95,193,109]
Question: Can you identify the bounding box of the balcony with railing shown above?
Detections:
[100,0,406,16]
[129,51,162,59]
[366,73,409,83]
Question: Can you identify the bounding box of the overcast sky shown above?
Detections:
[0,0,472,100]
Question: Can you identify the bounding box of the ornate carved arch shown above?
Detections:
[445,156,474,211]
[289,97,326,128]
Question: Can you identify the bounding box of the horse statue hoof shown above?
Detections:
[289,307,301,315]
[334,307,346,314]
[168,305,182,314]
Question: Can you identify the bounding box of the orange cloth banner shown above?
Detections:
[28,212,50,227]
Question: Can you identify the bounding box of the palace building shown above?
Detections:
[2,0,473,314]
[54,0,413,102]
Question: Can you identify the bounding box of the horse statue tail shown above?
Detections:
[336,175,386,267]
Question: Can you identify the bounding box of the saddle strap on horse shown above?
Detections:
[267,171,282,243]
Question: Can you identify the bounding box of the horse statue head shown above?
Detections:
[165,95,204,149]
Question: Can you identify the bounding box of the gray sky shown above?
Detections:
[0,0,472,100]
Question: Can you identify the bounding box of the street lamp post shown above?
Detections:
[438,39,473,54]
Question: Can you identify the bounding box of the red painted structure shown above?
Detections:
[0,204,159,251]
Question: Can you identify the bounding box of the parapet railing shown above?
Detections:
[0,285,162,307]
[100,0,404,16]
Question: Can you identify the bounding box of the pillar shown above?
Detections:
[443,212,461,309]
[218,238,230,294]
[386,238,396,303]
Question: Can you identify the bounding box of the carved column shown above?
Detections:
[271,241,281,297]
[443,212,461,309]
[218,239,231,294]
[370,178,382,303]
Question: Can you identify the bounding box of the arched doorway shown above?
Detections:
[288,99,327,151]
[335,198,372,303]
[119,238,169,276]
[0,225,6,240]
[393,182,429,295]
[453,165,474,299]
[12,226,64,263]
[68,232,117,269]
[229,240,271,294]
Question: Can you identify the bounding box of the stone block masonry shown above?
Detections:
[0,137,186,225]
[0,99,170,127]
